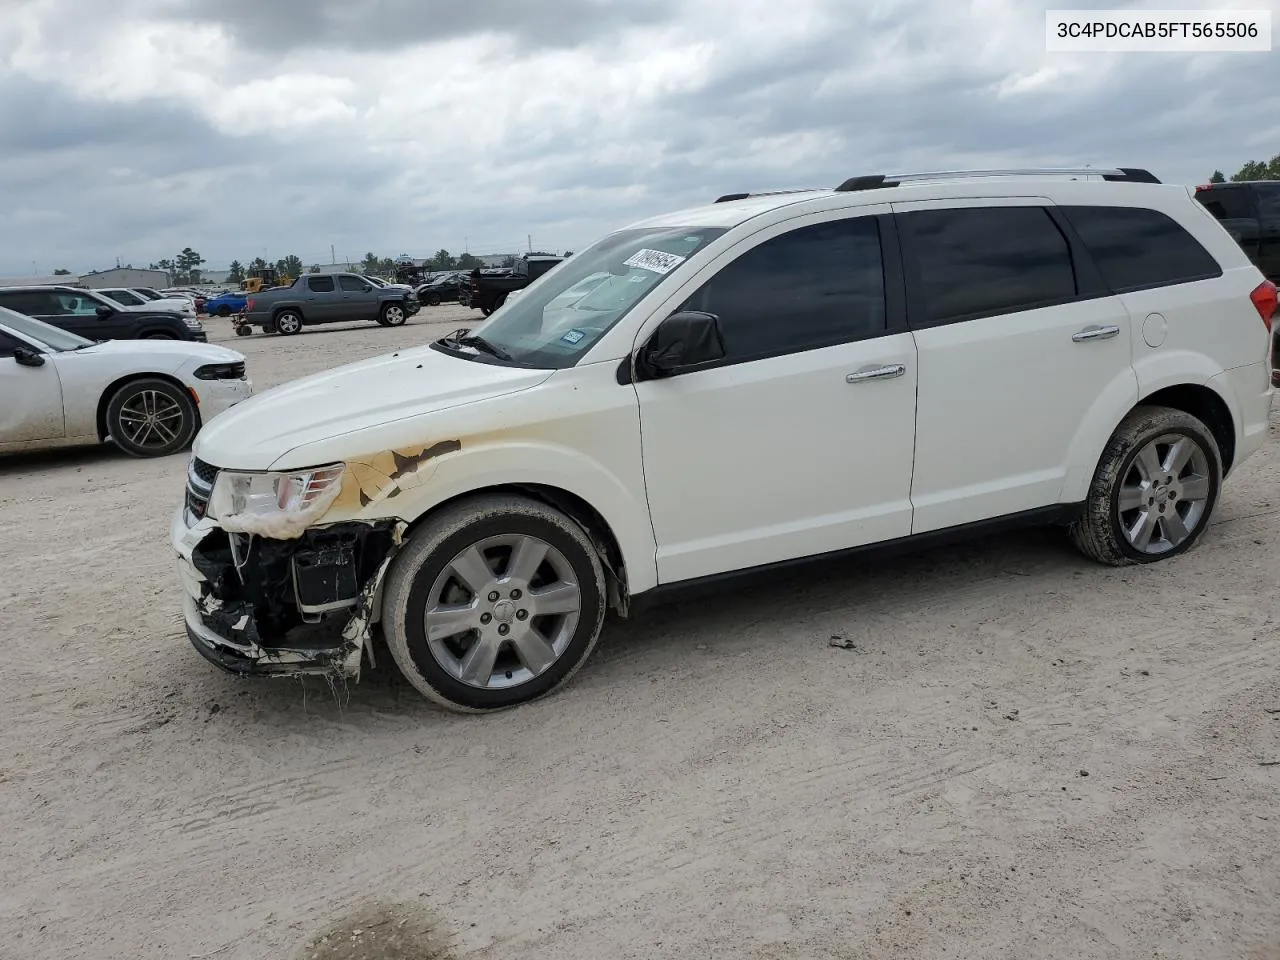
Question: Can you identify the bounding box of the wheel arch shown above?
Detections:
[1135,383,1236,473]
[96,372,201,441]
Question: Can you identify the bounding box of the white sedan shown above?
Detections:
[96,287,197,318]
[0,307,253,458]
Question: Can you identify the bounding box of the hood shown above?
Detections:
[74,339,242,365]
[194,342,554,470]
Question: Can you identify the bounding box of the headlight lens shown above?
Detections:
[184,317,202,328]
[207,464,345,536]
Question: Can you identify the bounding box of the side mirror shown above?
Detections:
[635,311,726,380]
[96,305,113,318]
[14,346,45,367]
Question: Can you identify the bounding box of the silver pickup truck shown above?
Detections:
[240,272,420,336]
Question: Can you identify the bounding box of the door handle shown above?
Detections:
[846,363,906,383]
[1072,324,1121,342]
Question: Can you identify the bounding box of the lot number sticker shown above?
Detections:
[624,248,687,275]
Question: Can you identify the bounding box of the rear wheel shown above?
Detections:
[142,331,176,340]
[106,378,199,458]
[426,293,441,306]
[382,494,607,713]
[215,305,232,317]
[1070,406,1221,566]
[274,310,302,335]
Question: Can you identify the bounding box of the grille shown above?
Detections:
[186,487,209,521]
[190,457,218,485]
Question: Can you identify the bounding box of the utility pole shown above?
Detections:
[330,244,335,264]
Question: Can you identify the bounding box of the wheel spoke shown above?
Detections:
[1164,438,1195,476]
[529,581,580,616]
[152,419,178,443]
[1180,476,1210,502]
[506,536,549,584]
[424,602,477,642]
[1127,509,1158,550]
[118,410,148,424]
[457,634,502,686]
[1117,484,1146,512]
[1134,443,1162,483]
[448,545,493,596]
[1161,509,1191,546]
[510,628,557,675]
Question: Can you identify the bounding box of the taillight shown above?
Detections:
[245,298,255,311]
[1250,280,1277,333]
[1195,184,1211,192]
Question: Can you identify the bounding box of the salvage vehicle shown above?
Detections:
[415,272,465,306]
[96,287,198,318]
[173,167,1275,713]
[239,272,420,335]
[463,255,564,315]
[0,307,251,457]
[1194,180,1280,383]
[0,286,207,341]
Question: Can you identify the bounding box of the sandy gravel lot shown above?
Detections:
[2,306,1278,960]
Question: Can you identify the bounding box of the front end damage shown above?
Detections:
[177,518,406,678]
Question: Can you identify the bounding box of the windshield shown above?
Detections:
[443,226,726,369]
[0,305,93,351]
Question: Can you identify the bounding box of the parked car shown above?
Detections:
[239,272,420,335]
[173,166,1274,712]
[415,273,465,306]
[365,276,416,292]
[462,256,563,315]
[0,286,207,341]
[96,287,198,318]
[1194,180,1280,383]
[204,291,249,317]
[0,307,250,457]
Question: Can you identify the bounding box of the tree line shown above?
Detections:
[1208,152,1280,183]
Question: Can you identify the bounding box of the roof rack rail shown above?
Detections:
[714,188,821,203]
[833,167,1161,191]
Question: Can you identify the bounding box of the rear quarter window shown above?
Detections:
[1060,205,1222,293]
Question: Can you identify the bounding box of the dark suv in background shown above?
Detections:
[0,286,206,341]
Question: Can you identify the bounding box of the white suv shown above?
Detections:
[172,167,1276,712]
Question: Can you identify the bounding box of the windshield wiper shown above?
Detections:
[454,334,514,362]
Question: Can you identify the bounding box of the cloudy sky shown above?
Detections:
[1,0,1277,277]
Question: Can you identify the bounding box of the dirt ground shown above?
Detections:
[2,306,1278,960]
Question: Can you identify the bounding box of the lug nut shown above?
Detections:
[510,588,522,600]
[516,609,528,621]
[488,591,500,602]
[498,624,510,636]
[480,613,492,625]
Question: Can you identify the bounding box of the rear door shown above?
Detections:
[338,274,379,321]
[1252,183,1280,282]
[302,275,340,323]
[894,198,1137,533]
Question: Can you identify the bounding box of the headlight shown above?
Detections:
[184,317,202,328]
[207,464,345,537]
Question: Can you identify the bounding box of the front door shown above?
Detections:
[634,207,919,584]
[893,198,1137,533]
[0,334,64,444]
[338,274,379,321]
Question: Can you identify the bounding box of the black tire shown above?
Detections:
[378,302,407,327]
[273,310,302,335]
[1069,405,1222,566]
[235,325,252,337]
[105,378,199,458]
[480,306,493,317]
[215,305,232,317]
[382,494,607,713]
[142,331,176,340]
[494,293,508,311]
[426,293,441,306]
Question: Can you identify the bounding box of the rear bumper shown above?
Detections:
[1212,361,1273,473]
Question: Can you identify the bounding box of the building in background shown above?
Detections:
[80,267,171,290]
[0,275,86,288]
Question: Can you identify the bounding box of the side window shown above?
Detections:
[338,275,368,292]
[51,293,101,315]
[1255,184,1280,219]
[1061,205,1222,293]
[678,216,887,363]
[0,291,57,316]
[1196,187,1253,220]
[0,331,22,358]
[902,206,1077,324]
[308,276,335,293]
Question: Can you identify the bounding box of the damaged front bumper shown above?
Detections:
[172,507,405,678]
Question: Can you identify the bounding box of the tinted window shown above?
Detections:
[1061,205,1222,292]
[903,207,1076,324]
[1196,187,1253,220]
[0,291,57,316]
[677,217,886,363]
[103,289,143,305]
[0,331,21,357]
[1255,184,1280,219]
[308,276,335,292]
[50,292,102,315]
[338,275,369,291]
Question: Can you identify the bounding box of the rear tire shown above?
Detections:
[426,293,441,306]
[106,378,199,458]
[142,331,176,340]
[215,305,231,317]
[274,310,302,335]
[382,494,607,713]
[1069,405,1221,566]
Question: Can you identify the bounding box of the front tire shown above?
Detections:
[215,305,232,317]
[274,310,302,335]
[142,331,176,340]
[1070,405,1221,566]
[382,494,607,713]
[378,303,407,327]
[106,378,199,458]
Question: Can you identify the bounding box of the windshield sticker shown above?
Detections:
[624,248,687,275]
[560,328,586,345]
[628,275,646,282]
